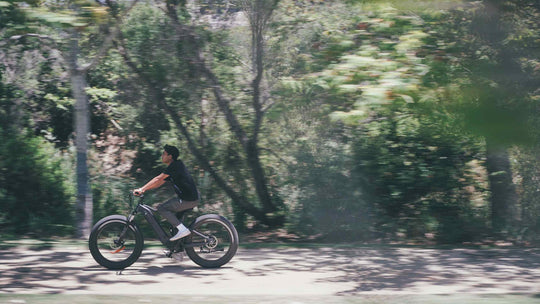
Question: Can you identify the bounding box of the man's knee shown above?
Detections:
[186,200,199,209]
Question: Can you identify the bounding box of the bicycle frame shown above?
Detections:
[126,195,210,250]
[135,203,171,245]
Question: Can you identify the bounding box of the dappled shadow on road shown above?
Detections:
[1,249,96,293]
[0,245,539,295]
[0,248,200,294]
[234,247,540,295]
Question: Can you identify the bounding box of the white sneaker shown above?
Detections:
[170,224,191,241]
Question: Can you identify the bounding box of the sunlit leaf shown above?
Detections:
[330,109,367,125]
[23,7,88,27]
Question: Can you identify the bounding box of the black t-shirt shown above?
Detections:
[163,160,199,201]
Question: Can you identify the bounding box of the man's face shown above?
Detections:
[161,151,173,164]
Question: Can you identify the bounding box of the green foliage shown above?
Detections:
[0,130,74,236]
[423,1,540,146]
[272,0,493,243]
[3,0,539,244]
[352,111,488,242]
[1,9,56,235]
[421,1,540,239]
[284,125,372,241]
[0,1,28,36]
[91,175,137,223]
[0,67,74,236]
[513,147,540,244]
[20,0,112,28]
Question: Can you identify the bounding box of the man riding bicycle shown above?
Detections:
[133,144,199,241]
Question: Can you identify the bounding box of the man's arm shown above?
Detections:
[134,173,169,196]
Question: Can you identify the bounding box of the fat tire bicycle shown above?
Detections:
[88,193,239,270]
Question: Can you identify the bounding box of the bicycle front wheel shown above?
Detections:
[89,215,144,270]
[185,214,239,268]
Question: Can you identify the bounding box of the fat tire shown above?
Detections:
[89,215,144,270]
[185,214,239,268]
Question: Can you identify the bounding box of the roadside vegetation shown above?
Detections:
[1,0,539,246]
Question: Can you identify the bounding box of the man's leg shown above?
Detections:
[156,197,183,227]
[157,197,199,240]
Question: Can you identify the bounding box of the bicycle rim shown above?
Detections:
[94,220,139,264]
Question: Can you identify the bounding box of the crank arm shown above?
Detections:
[182,241,207,248]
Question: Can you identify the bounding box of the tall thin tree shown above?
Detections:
[19,0,138,237]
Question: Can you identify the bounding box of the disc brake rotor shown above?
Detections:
[205,235,218,249]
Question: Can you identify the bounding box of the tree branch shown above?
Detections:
[115,33,268,221]
[81,0,140,72]
[8,33,57,45]
[160,4,252,150]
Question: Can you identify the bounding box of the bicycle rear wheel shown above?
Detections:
[89,215,144,270]
[185,214,238,268]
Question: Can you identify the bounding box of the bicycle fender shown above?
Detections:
[91,215,141,232]
[188,214,231,228]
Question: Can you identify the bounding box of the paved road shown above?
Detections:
[1,244,539,297]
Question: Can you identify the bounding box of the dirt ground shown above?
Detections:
[0,241,539,303]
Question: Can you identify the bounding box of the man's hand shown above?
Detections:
[133,188,144,196]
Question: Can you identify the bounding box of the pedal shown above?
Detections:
[171,252,184,261]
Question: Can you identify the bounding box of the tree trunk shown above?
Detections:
[247,0,281,218]
[162,1,284,226]
[69,30,93,239]
[485,139,518,235]
[115,39,279,225]
[472,0,523,237]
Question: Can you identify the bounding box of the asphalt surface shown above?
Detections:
[0,242,539,300]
